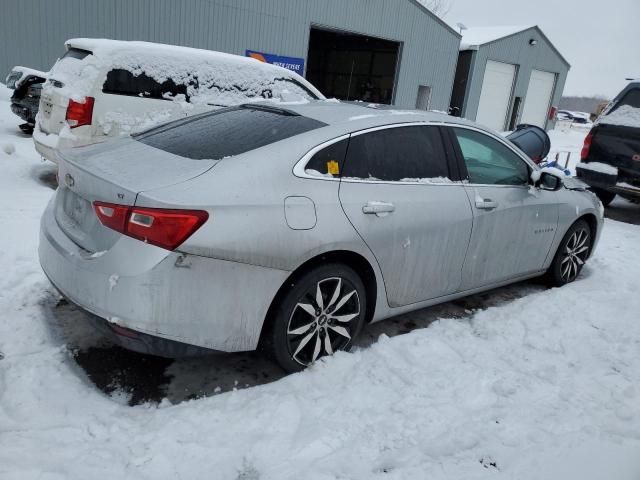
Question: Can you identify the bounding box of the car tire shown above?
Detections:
[591,187,616,207]
[264,263,366,373]
[545,219,592,287]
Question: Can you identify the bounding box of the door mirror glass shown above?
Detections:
[531,169,563,191]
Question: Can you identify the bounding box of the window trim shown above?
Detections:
[293,122,461,185]
[445,123,538,189]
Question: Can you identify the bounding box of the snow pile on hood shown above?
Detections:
[5,66,48,89]
[50,38,323,105]
[598,105,640,128]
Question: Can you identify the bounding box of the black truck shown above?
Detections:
[576,81,640,206]
[5,67,47,134]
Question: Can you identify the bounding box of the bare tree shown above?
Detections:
[416,0,453,18]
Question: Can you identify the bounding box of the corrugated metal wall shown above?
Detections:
[461,27,570,129]
[0,0,461,110]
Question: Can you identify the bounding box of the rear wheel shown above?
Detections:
[265,264,366,373]
[591,187,616,207]
[545,219,592,287]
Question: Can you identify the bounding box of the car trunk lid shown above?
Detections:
[55,138,217,252]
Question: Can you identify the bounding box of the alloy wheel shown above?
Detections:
[560,228,590,283]
[286,276,361,366]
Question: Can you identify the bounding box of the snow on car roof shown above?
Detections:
[66,38,283,72]
[459,25,534,50]
[54,38,324,104]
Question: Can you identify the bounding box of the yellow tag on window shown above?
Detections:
[327,160,340,175]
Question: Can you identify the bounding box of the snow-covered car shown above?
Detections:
[576,81,640,205]
[33,38,325,163]
[39,102,604,372]
[5,66,48,133]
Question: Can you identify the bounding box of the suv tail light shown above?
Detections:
[94,202,208,250]
[580,130,594,161]
[66,96,94,128]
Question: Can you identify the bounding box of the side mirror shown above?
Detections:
[530,169,564,191]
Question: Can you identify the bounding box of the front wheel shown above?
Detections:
[264,264,366,373]
[545,219,592,287]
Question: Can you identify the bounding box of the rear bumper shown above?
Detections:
[39,196,289,353]
[33,127,59,162]
[576,164,640,198]
[55,292,216,357]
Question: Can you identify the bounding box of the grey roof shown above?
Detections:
[461,25,571,68]
[279,100,475,129]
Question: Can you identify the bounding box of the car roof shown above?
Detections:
[277,100,478,131]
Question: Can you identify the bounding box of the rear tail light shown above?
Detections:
[65,96,94,128]
[580,130,594,161]
[93,202,208,250]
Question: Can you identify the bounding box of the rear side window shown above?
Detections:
[305,139,349,177]
[61,48,92,61]
[103,69,189,101]
[342,126,449,181]
[135,105,326,160]
[611,88,640,112]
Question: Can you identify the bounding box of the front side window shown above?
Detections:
[342,126,449,181]
[135,105,325,160]
[452,128,529,186]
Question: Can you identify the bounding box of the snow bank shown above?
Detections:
[1,90,640,479]
[598,105,640,128]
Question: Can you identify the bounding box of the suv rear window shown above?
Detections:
[134,105,326,160]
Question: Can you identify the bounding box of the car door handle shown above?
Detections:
[362,201,395,215]
[475,198,498,210]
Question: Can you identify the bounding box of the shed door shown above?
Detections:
[475,60,516,131]
[520,69,556,128]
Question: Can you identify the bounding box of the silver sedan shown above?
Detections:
[39,102,604,372]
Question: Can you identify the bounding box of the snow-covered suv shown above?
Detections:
[33,38,325,163]
[576,81,640,205]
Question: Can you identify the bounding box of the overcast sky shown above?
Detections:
[442,0,639,99]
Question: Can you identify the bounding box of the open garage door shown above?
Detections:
[475,60,516,131]
[306,27,400,104]
[520,69,556,128]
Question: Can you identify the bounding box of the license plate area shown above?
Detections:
[61,189,92,229]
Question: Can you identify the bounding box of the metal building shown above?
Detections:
[449,26,570,130]
[0,0,461,111]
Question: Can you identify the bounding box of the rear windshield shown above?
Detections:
[611,87,640,112]
[134,105,326,160]
[61,47,92,61]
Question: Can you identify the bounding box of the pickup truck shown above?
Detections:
[576,81,640,206]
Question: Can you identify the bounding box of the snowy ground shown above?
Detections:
[1,84,640,479]
[547,124,590,174]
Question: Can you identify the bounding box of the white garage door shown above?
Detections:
[520,70,556,128]
[475,60,516,131]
